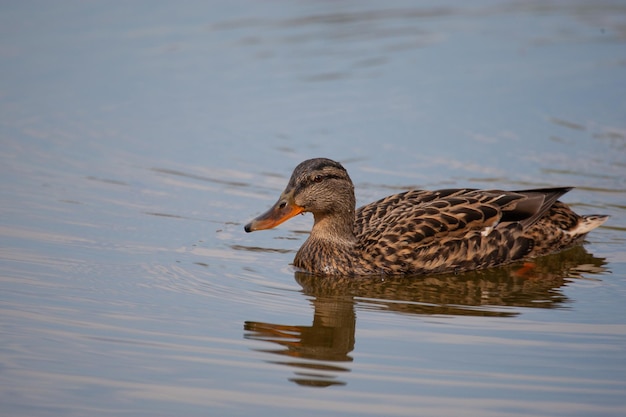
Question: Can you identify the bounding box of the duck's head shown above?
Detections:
[244,158,356,232]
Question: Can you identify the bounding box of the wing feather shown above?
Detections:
[354,187,572,258]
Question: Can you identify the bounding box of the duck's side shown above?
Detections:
[346,188,607,275]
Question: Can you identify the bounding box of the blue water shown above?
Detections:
[1,1,625,416]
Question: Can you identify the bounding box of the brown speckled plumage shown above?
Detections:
[244,158,608,276]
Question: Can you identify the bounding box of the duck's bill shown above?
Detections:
[244,200,304,232]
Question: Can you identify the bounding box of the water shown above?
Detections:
[1,1,625,416]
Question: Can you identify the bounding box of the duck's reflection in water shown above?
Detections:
[245,295,354,387]
[244,246,608,387]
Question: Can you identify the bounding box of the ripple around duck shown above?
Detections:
[230,244,294,254]
[134,247,305,317]
[151,167,251,188]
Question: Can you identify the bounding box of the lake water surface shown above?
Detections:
[1,1,625,416]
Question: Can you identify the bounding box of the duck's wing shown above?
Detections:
[499,187,572,227]
[353,187,574,274]
[355,187,572,248]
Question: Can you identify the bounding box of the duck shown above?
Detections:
[244,158,608,275]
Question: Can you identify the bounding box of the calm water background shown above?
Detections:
[1,1,625,416]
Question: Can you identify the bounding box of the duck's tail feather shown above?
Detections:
[568,214,610,236]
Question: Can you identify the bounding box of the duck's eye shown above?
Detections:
[313,175,323,183]
[278,201,287,209]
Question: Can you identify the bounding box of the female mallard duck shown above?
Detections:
[244,158,608,275]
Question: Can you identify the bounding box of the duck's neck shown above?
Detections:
[293,212,358,274]
[310,211,357,245]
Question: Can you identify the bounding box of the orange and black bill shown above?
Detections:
[244,198,304,232]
